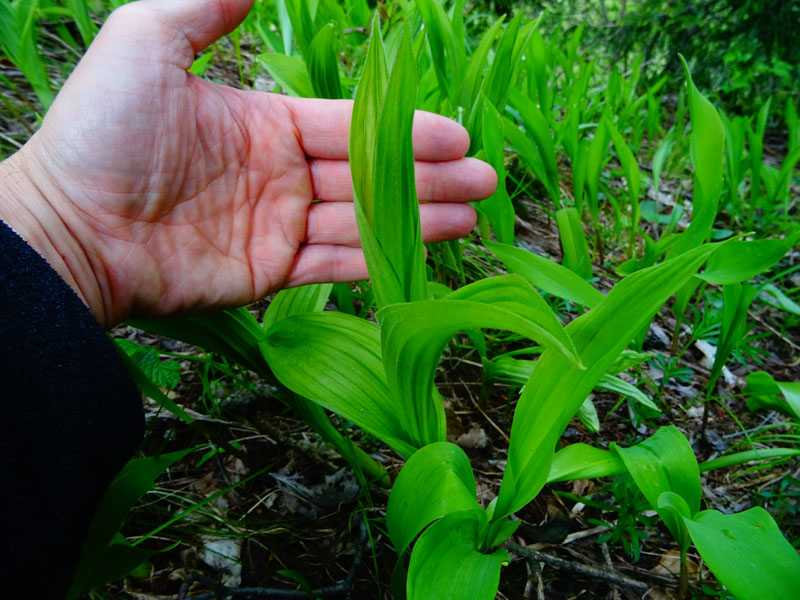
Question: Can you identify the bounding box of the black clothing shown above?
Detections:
[0,220,144,598]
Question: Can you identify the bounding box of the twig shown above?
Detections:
[505,541,649,591]
[177,516,369,599]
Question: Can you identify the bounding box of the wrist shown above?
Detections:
[0,149,109,327]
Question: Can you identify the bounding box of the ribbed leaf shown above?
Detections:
[496,243,719,518]
[614,426,701,544]
[744,371,800,422]
[351,21,426,309]
[261,312,415,456]
[478,100,515,243]
[684,508,800,600]
[668,57,724,258]
[258,53,315,97]
[387,442,480,555]
[485,241,603,307]
[307,24,342,99]
[407,511,508,600]
[698,233,800,284]
[263,284,332,330]
[379,275,580,448]
[555,206,593,279]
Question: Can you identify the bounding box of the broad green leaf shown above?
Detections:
[614,426,700,516]
[744,371,800,422]
[548,443,626,483]
[668,57,724,258]
[485,241,603,307]
[548,444,800,484]
[66,450,192,600]
[707,282,756,392]
[307,24,342,99]
[656,491,692,554]
[478,99,515,244]
[407,511,508,600]
[698,233,800,284]
[614,426,700,546]
[555,206,593,279]
[496,243,718,518]
[379,276,580,447]
[258,53,315,97]
[261,312,414,456]
[387,442,480,555]
[684,508,800,600]
[130,308,266,375]
[262,283,332,329]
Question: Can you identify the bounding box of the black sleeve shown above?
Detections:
[0,220,145,599]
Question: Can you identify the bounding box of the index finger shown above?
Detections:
[279,96,470,161]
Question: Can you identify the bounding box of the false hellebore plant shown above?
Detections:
[256,19,800,600]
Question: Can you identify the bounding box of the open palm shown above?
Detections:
[17,0,495,326]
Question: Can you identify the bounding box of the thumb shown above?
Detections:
[131,0,254,54]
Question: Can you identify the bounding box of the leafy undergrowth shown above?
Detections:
[2,2,799,599]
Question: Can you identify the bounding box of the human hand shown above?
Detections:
[0,0,496,328]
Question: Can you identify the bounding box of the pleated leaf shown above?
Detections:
[495,243,719,518]
[351,21,427,309]
[307,24,343,99]
[387,442,480,556]
[407,511,508,600]
[261,312,415,457]
[684,508,800,600]
[379,275,581,448]
[668,57,724,258]
[485,241,603,307]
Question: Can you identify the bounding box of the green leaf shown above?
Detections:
[478,99,515,244]
[555,206,593,279]
[407,511,508,600]
[606,119,641,254]
[284,0,317,57]
[547,443,626,483]
[496,243,718,518]
[744,371,800,422]
[596,374,658,411]
[668,57,724,258]
[684,508,800,600]
[698,233,800,284]
[66,450,192,600]
[509,88,560,207]
[387,442,480,555]
[262,283,332,330]
[378,275,581,448]
[485,241,603,307]
[613,426,700,545]
[258,52,315,97]
[614,426,700,514]
[351,21,426,309]
[261,312,415,456]
[307,24,342,99]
